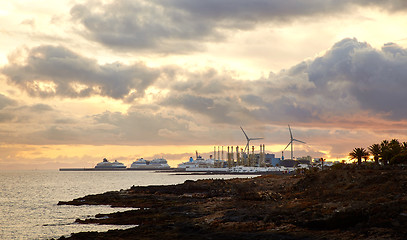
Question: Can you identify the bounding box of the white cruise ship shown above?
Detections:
[177,155,228,172]
[94,158,126,169]
[149,158,171,168]
[129,158,170,169]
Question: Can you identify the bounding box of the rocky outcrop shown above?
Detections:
[57,168,407,240]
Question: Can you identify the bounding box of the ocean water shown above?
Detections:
[0,170,256,239]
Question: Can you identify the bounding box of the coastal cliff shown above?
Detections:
[57,166,407,239]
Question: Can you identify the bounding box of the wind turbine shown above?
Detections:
[283,125,306,160]
[240,126,263,155]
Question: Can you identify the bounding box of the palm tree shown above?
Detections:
[389,139,402,155]
[381,139,402,165]
[380,140,390,165]
[368,144,381,165]
[349,147,369,165]
[387,139,405,165]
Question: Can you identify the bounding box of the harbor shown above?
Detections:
[59,148,328,174]
[60,126,331,173]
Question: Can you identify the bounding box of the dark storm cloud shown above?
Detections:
[2,38,407,125]
[203,38,407,125]
[1,45,160,100]
[161,69,256,124]
[169,69,232,94]
[358,0,407,11]
[159,0,342,21]
[70,1,217,52]
[307,38,407,120]
[70,0,407,52]
[162,38,407,125]
[163,93,245,124]
[1,38,406,146]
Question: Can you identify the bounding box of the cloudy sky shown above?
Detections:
[1,0,407,169]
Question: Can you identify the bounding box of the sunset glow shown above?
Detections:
[1,1,407,169]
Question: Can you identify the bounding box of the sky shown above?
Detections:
[1,0,407,169]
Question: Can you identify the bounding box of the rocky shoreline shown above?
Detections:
[57,166,407,239]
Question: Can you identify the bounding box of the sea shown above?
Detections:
[0,170,257,240]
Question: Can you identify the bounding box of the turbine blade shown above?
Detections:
[240,126,249,140]
[244,143,249,152]
[293,139,306,144]
[249,137,264,140]
[284,142,291,151]
[288,124,293,139]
